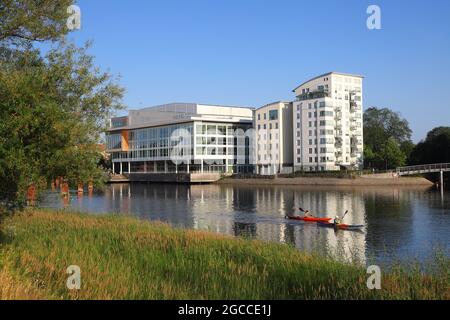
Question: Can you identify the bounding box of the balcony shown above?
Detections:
[296,90,330,101]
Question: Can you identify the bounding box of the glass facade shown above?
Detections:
[106,133,121,150]
[106,121,253,174]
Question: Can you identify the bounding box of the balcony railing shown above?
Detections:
[296,90,330,101]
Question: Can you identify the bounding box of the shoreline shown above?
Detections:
[0,209,448,300]
[217,176,434,187]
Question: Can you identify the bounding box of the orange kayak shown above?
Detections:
[287,216,332,222]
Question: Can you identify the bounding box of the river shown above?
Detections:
[40,183,450,266]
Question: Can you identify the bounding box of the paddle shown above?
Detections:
[342,210,349,220]
[334,210,349,226]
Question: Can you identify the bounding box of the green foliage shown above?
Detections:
[0,0,74,46]
[0,44,124,206]
[410,127,450,165]
[363,107,412,169]
[382,137,407,169]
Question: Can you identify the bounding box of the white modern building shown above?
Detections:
[292,72,364,172]
[106,103,255,175]
[254,101,293,175]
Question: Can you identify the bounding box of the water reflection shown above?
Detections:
[40,183,450,265]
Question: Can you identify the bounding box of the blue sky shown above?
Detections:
[67,0,450,142]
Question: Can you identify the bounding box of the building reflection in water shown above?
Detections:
[42,183,447,265]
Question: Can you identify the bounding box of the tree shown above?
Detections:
[410,127,450,165]
[382,138,407,169]
[363,107,413,170]
[400,140,416,164]
[0,0,125,208]
[0,43,124,207]
[0,0,73,45]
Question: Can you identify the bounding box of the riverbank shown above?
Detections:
[0,209,448,300]
[218,176,434,186]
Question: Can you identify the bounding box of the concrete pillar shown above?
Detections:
[175,163,178,174]
[201,160,204,173]
[128,162,131,174]
[112,162,115,174]
[120,162,123,175]
[187,162,190,173]
[440,170,444,190]
[164,161,168,173]
[154,161,157,173]
[144,162,147,173]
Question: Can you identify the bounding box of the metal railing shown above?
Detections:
[396,163,450,175]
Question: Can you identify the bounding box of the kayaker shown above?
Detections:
[299,207,313,217]
[334,215,343,225]
[334,210,348,225]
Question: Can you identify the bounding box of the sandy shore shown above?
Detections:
[217,176,434,186]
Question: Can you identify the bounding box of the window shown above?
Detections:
[258,114,261,120]
[264,113,267,120]
[320,111,333,117]
[269,110,278,120]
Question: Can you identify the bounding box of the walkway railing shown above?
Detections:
[396,163,450,175]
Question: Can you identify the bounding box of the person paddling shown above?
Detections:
[299,207,313,218]
[334,210,349,226]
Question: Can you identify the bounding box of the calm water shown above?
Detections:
[40,183,450,265]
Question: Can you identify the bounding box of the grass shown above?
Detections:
[0,209,448,300]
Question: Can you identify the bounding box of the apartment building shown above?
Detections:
[106,103,254,175]
[292,72,364,172]
[254,101,293,175]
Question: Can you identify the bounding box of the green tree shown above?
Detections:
[0,43,124,207]
[0,0,73,45]
[382,138,407,169]
[400,140,416,164]
[363,107,413,170]
[0,0,124,208]
[410,127,450,165]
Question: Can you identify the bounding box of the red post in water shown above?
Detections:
[27,184,37,206]
[61,181,69,195]
[77,182,84,195]
[88,180,94,196]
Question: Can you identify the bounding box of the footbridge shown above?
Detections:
[396,163,449,188]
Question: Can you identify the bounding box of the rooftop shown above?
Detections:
[292,72,364,92]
